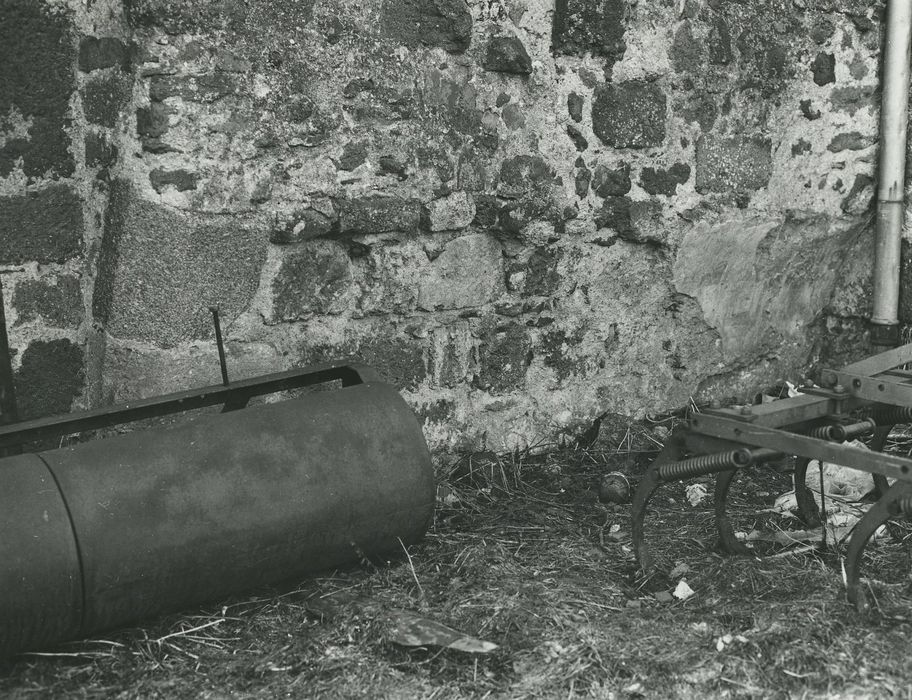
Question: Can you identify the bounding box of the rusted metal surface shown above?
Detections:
[631,341,912,611]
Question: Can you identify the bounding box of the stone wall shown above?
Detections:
[0,0,895,451]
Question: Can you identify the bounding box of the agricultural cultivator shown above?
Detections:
[0,301,435,657]
[632,343,912,610]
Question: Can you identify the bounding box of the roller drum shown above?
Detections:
[0,379,434,656]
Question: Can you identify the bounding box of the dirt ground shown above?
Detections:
[2,419,912,699]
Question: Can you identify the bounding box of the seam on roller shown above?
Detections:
[37,454,88,636]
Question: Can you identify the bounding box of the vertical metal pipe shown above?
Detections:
[871,0,912,346]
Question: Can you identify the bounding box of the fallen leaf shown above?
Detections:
[387,610,498,653]
[669,562,690,579]
[653,590,674,603]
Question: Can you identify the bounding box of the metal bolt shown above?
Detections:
[820,371,837,388]
[740,405,753,416]
[833,383,846,394]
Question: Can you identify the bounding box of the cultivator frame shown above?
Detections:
[631,342,912,610]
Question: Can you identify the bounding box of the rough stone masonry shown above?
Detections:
[0,0,898,451]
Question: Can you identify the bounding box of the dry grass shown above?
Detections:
[3,417,912,698]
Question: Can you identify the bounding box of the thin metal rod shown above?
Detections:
[872,0,912,332]
[208,305,229,386]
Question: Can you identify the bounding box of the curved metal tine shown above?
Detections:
[844,481,912,612]
[869,425,893,498]
[631,430,686,573]
[714,468,755,556]
[793,457,821,527]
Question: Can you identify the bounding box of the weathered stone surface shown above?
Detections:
[149,168,199,193]
[592,163,631,197]
[674,215,865,362]
[639,163,691,196]
[708,16,732,65]
[14,339,84,420]
[841,174,874,214]
[93,182,267,346]
[78,37,131,73]
[594,196,631,236]
[592,82,666,149]
[574,166,591,197]
[82,74,132,128]
[483,36,533,75]
[811,51,836,85]
[13,275,82,327]
[0,185,83,263]
[380,0,472,53]
[695,135,772,193]
[829,85,876,115]
[423,191,476,232]
[337,196,421,236]
[502,103,525,130]
[272,241,353,320]
[149,73,242,103]
[478,323,531,393]
[0,0,74,179]
[552,0,626,61]
[523,247,563,297]
[270,209,336,244]
[418,234,503,310]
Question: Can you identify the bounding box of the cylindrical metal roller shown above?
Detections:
[0,378,435,657]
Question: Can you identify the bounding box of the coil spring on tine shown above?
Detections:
[872,406,912,424]
[658,450,751,482]
[896,495,912,516]
[806,424,843,441]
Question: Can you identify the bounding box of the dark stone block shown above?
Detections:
[567,92,584,122]
[380,0,472,53]
[708,17,732,64]
[339,141,368,171]
[84,132,118,169]
[270,209,336,244]
[358,334,428,390]
[14,339,84,420]
[92,181,267,346]
[78,36,131,73]
[502,103,525,130]
[791,139,812,156]
[552,0,625,61]
[0,185,83,263]
[473,194,499,228]
[149,168,199,193]
[125,0,249,33]
[523,247,563,297]
[83,74,132,127]
[671,21,702,73]
[337,196,421,236]
[378,154,408,179]
[592,81,666,149]
[811,51,836,86]
[483,36,533,75]
[639,162,691,196]
[695,135,772,193]
[594,196,632,236]
[498,155,554,199]
[800,99,821,120]
[592,163,631,197]
[574,166,591,197]
[541,328,585,381]
[0,0,75,180]
[827,131,872,153]
[136,103,170,138]
[566,124,588,151]
[13,275,82,328]
[478,324,531,393]
[272,243,352,319]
